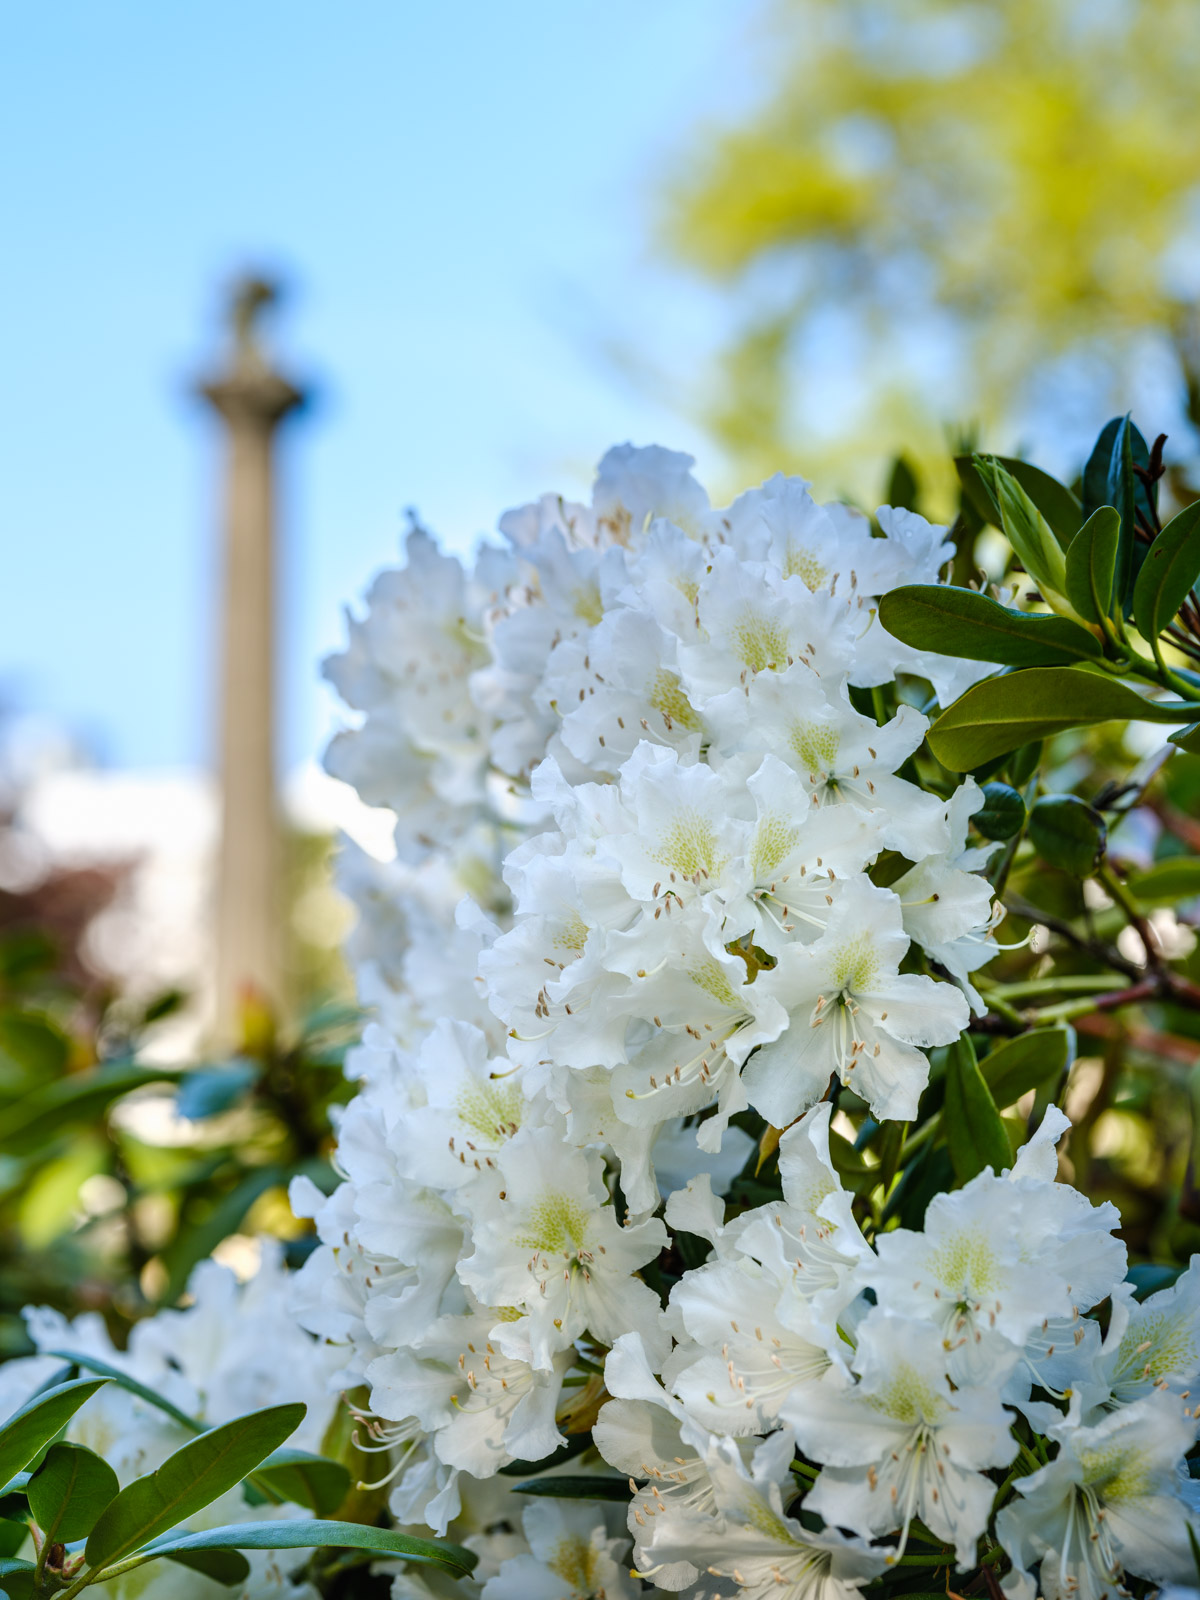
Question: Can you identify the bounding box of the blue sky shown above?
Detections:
[0,2,752,772]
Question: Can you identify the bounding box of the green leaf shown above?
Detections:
[927,669,1192,771]
[1082,417,1151,521]
[1028,795,1108,878]
[0,1065,169,1151]
[885,454,920,513]
[1064,507,1120,625]
[0,1518,28,1557]
[1006,739,1043,787]
[0,1011,69,1083]
[498,1432,593,1477]
[0,1380,109,1488]
[954,456,1081,549]
[164,1544,251,1585]
[878,586,1100,667]
[0,1556,36,1598]
[980,1029,1072,1107]
[1133,502,1200,647]
[512,1475,631,1501]
[972,457,1069,602]
[250,1449,351,1516]
[1106,415,1139,603]
[1126,857,1200,904]
[84,1403,305,1573]
[27,1442,119,1545]
[45,1352,204,1437]
[943,1036,1011,1184]
[973,783,1026,841]
[134,1519,477,1579]
[161,1166,289,1303]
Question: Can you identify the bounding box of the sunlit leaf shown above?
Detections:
[1132,502,1200,647]
[1064,507,1120,624]
[0,1380,109,1490]
[927,669,1191,770]
[27,1442,119,1545]
[878,586,1100,667]
[133,1518,477,1579]
[85,1404,305,1572]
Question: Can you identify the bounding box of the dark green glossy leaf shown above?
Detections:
[955,456,1081,549]
[943,1036,1011,1184]
[1106,415,1139,603]
[885,455,920,513]
[250,1450,351,1517]
[85,1404,305,1572]
[134,1519,476,1578]
[878,586,1100,667]
[980,1029,1072,1107]
[0,1380,109,1489]
[1133,502,1200,646]
[27,1442,118,1545]
[973,783,1026,841]
[1082,417,1151,521]
[1006,740,1043,787]
[1064,507,1120,625]
[498,1432,593,1477]
[1170,723,1200,754]
[927,669,1192,771]
[1126,858,1200,903]
[1028,795,1108,877]
[164,1544,251,1585]
[512,1475,630,1501]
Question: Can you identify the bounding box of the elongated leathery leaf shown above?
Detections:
[1065,507,1120,625]
[84,1404,305,1572]
[878,586,1100,667]
[0,1379,108,1488]
[943,1036,1011,1184]
[927,669,1192,771]
[27,1442,118,1544]
[512,1474,632,1501]
[1133,502,1200,648]
[131,1519,477,1579]
[1107,414,1139,604]
[981,1029,1072,1108]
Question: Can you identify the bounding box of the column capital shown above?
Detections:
[195,274,308,428]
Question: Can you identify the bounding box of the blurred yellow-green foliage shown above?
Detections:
[664,0,1200,498]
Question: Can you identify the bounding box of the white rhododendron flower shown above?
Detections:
[290,442,1200,1597]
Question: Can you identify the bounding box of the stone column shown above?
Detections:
[197,278,306,1044]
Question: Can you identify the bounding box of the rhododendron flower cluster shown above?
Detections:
[301,446,1200,1597]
